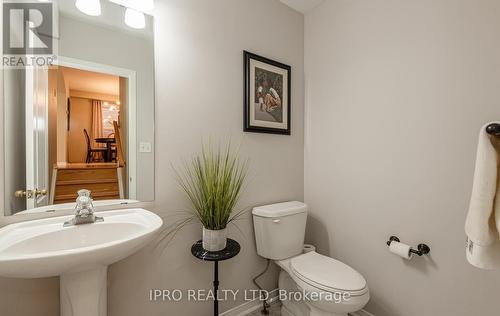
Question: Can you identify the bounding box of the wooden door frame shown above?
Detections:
[53,56,138,200]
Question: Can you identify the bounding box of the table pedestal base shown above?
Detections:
[191,239,241,316]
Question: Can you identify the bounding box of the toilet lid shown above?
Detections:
[290,252,367,294]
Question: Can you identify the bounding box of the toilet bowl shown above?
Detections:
[277,252,369,316]
[252,202,370,316]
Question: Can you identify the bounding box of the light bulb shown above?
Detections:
[124,8,146,29]
[75,0,101,16]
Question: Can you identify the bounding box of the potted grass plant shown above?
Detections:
[174,143,248,251]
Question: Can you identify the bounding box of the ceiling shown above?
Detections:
[61,67,120,96]
[280,0,325,14]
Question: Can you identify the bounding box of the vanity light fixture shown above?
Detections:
[124,8,146,29]
[109,0,153,29]
[75,0,102,16]
[76,0,153,29]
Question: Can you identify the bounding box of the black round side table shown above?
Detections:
[191,239,240,316]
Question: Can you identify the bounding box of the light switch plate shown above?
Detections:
[139,142,152,153]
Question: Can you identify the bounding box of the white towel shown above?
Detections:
[465,122,500,269]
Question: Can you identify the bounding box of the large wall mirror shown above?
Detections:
[3,0,155,216]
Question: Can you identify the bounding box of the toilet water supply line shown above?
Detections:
[252,259,271,315]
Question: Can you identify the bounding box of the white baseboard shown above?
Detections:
[219,290,374,316]
[350,310,375,316]
[220,289,279,316]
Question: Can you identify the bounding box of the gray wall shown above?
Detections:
[0,0,304,315]
[108,0,304,315]
[304,0,500,315]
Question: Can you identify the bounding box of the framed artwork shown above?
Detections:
[244,51,291,135]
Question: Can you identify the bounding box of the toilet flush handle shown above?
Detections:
[272,219,281,223]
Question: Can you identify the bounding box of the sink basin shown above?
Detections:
[0,208,163,316]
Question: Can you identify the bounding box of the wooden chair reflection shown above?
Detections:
[84,129,106,163]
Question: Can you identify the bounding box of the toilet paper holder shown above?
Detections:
[386,236,431,256]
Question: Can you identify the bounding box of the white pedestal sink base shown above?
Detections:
[61,266,107,316]
[0,209,163,315]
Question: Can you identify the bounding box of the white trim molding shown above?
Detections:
[350,310,375,316]
[53,56,138,199]
[219,292,374,316]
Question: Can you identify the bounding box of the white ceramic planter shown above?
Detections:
[202,227,227,251]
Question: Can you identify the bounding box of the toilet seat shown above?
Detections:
[290,252,368,296]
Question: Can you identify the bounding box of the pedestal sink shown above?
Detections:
[0,208,163,316]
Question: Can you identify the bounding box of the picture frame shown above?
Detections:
[244,51,291,135]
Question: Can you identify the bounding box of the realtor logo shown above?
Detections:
[3,2,53,55]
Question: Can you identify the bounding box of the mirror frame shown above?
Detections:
[0,5,157,221]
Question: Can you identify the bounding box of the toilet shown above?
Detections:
[252,201,369,316]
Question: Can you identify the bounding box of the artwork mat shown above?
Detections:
[249,59,289,129]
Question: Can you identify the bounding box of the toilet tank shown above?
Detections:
[252,201,308,260]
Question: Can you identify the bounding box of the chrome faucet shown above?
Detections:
[64,189,104,227]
